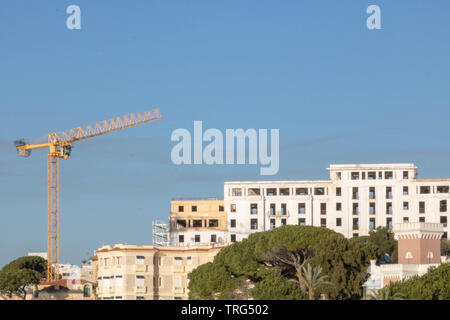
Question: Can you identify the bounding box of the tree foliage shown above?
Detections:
[350,226,398,263]
[188,226,380,300]
[0,256,47,299]
[389,263,450,300]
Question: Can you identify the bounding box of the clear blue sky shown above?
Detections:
[1,1,449,267]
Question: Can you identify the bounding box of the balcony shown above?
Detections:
[267,210,290,218]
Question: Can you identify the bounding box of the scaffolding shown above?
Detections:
[152,220,169,246]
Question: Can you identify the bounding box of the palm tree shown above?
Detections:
[299,264,333,300]
[365,287,404,300]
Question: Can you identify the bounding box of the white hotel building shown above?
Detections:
[224,164,449,242]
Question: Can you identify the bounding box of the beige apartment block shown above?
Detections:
[169,199,227,246]
[95,243,227,300]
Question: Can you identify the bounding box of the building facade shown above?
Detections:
[169,199,227,246]
[225,164,450,242]
[95,243,227,300]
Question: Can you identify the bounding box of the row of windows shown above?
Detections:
[178,234,219,243]
[229,215,448,235]
[177,205,224,212]
[230,185,450,198]
[229,200,449,216]
[176,219,219,228]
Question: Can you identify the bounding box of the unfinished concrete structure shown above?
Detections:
[169,199,227,246]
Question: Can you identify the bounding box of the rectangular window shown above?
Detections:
[192,206,197,212]
[320,218,327,227]
[336,218,342,227]
[296,188,308,195]
[230,219,236,228]
[315,188,325,195]
[232,188,242,196]
[299,218,306,226]
[353,203,359,215]
[419,201,425,214]
[419,217,425,222]
[209,219,219,227]
[279,188,290,196]
[192,220,202,228]
[270,203,276,215]
[387,218,393,230]
[403,171,409,179]
[281,219,287,226]
[336,203,342,211]
[403,217,409,223]
[219,205,224,212]
[250,203,258,215]
[420,186,431,194]
[136,256,145,265]
[211,234,217,243]
[298,203,306,214]
[369,203,375,215]
[352,187,359,200]
[336,187,342,196]
[440,200,447,212]
[178,235,184,243]
[385,171,393,179]
[386,202,392,215]
[281,203,287,215]
[248,188,261,196]
[403,202,409,210]
[368,172,376,180]
[250,219,258,230]
[369,187,375,199]
[386,187,392,199]
[437,186,449,194]
[403,186,409,196]
[230,234,236,242]
[440,216,447,227]
[194,235,200,243]
[351,172,360,180]
[176,219,186,228]
[353,218,359,230]
[178,206,184,212]
[136,276,145,289]
[230,204,236,213]
[270,219,276,230]
[320,203,326,215]
[267,188,277,196]
[369,218,376,230]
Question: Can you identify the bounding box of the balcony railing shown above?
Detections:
[267,210,290,217]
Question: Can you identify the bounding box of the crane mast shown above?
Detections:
[15,109,162,281]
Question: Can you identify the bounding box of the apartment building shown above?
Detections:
[169,199,227,246]
[225,164,450,242]
[95,243,226,300]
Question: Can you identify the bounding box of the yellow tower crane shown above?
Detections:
[15,109,162,281]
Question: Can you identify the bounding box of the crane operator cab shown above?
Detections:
[62,145,72,159]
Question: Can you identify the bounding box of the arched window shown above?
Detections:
[405,252,413,264]
[83,285,91,298]
[427,251,434,263]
